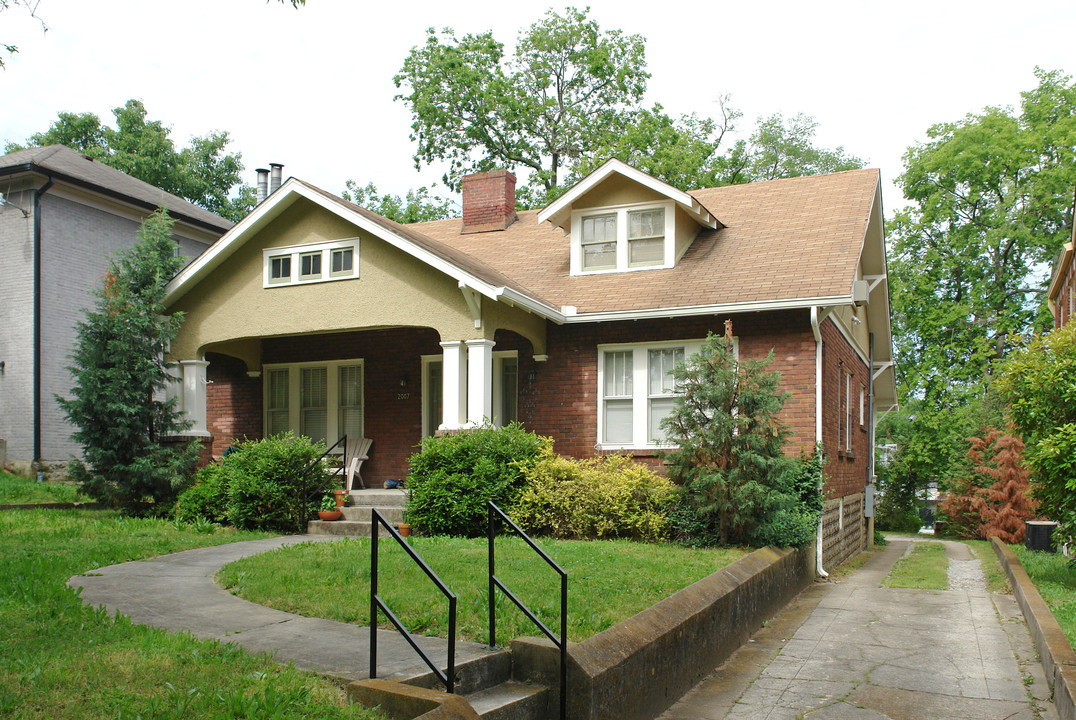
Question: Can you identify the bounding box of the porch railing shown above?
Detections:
[487,501,567,720]
[370,508,458,693]
[297,435,348,530]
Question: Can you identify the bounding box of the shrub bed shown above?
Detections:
[511,453,677,542]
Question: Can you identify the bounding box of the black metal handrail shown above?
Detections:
[488,502,567,720]
[299,434,347,502]
[370,509,458,693]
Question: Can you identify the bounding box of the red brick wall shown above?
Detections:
[528,310,818,465]
[206,353,262,457]
[1056,257,1075,329]
[819,319,870,499]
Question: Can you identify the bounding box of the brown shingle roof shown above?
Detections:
[0,144,232,233]
[413,168,880,314]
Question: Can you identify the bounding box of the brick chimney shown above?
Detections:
[461,170,517,233]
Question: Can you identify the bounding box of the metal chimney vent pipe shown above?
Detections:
[255,168,269,204]
[269,163,283,195]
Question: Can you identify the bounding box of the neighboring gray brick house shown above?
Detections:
[0,145,232,469]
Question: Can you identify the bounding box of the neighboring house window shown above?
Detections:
[571,201,673,275]
[264,359,363,445]
[263,238,359,287]
[597,340,709,449]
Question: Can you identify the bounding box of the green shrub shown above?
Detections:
[876,501,923,533]
[174,463,228,524]
[405,423,549,537]
[511,453,677,542]
[753,507,818,548]
[172,433,331,533]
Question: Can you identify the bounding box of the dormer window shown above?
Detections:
[571,202,673,275]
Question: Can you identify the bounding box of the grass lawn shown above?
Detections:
[218,536,748,644]
[882,541,949,589]
[1013,545,1076,650]
[0,470,87,504]
[0,508,386,720]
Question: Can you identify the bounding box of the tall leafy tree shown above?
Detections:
[59,208,197,512]
[8,100,254,221]
[394,7,648,206]
[341,180,453,223]
[396,9,863,207]
[889,67,1076,405]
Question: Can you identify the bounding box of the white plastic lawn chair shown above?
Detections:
[344,437,372,493]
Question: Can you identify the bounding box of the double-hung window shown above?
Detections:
[572,201,673,275]
[263,238,359,287]
[598,340,706,448]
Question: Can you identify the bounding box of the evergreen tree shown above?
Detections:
[662,325,799,545]
[59,208,197,512]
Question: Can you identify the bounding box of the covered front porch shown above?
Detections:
[174,326,540,487]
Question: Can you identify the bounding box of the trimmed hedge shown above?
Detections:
[511,452,677,542]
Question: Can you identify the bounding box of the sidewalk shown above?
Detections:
[660,537,1058,720]
[69,535,495,683]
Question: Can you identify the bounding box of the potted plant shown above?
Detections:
[333,488,348,507]
[317,494,343,521]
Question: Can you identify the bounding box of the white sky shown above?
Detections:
[2,0,1073,215]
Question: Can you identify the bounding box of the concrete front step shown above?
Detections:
[347,489,407,507]
[309,488,409,537]
[465,681,549,720]
[340,506,404,523]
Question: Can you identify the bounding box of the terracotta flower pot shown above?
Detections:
[333,489,347,507]
[397,523,411,537]
[318,510,343,521]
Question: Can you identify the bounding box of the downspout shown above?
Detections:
[33,176,55,467]
[811,306,829,578]
[867,333,875,485]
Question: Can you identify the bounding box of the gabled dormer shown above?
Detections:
[537,159,722,276]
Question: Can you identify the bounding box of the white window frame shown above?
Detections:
[421,354,444,439]
[263,237,360,288]
[596,338,728,450]
[262,358,364,446]
[570,200,675,276]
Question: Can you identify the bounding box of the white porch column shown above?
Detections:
[439,341,467,431]
[179,359,211,436]
[465,339,495,427]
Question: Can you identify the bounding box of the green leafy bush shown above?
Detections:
[753,507,818,548]
[511,453,677,542]
[174,463,228,524]
[405,424,549,537]
[172,433,331,532]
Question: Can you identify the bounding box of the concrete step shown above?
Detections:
[465,681,549,720]
[307,520,390,537]
[347,489,407,508]
[341,506,404,523]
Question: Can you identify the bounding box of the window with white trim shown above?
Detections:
[571,201,673,275]
[859,384,866,427]
[597,339,712,448]
[263,238,359,287]
[263,359,363,445]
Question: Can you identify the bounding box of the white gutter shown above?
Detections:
[811,306,830,578]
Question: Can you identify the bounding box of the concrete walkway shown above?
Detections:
[69,535,495,683]
[661,537,1058,720]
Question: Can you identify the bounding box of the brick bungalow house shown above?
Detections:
[162,159,896,568]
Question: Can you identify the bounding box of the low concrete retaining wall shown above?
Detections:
[991,537,1076,720]
[512,545,815,720]
[350,679,480,720]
